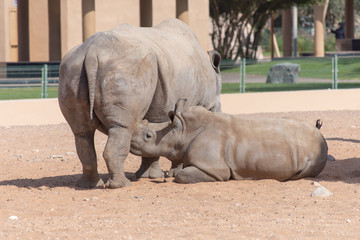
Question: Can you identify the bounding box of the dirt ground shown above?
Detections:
[1,109,360,240]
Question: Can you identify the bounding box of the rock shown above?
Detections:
[50,155,64,159]
[311,186,333,197]
[266,63,300,84]
[9,216,18,220]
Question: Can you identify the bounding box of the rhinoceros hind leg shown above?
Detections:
[135,157,164,179]
[74,133,103,188]
[175,166,216,184]
[103,127,132,188]
[167,161,183,177]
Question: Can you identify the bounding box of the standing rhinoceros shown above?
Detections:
[58,18,222,188]
[130,100,328,183]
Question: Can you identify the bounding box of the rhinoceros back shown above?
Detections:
[140,19,220,122]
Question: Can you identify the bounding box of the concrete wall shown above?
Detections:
[60,0,82,58]
[153,0,176,26]
[189,0,209,51]
[95,0,140,32]
[10,0,210,62]
[2,89,360,126]
[28,0,49,61]
[0,0,15,62]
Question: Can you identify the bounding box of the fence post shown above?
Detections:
[240,58,246,93]
[41,64,48,98]
[332,55,338,89]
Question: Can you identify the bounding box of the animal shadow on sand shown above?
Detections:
[326,137,360,144]
[314,137,360,184]
[0,172,137,190]
[315,157,360,184]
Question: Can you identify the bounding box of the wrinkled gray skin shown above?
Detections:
[130,101,328,183]
[58,18,222,188]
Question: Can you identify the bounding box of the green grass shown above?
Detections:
[0,87,58,100]
[221,82,360,94]
[222,57,360,80]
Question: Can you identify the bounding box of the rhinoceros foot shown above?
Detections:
[76,177,105,189]
[135,157,164,179]
[135,166,164,179]
[167,162,183,177]
[105,178,132,189]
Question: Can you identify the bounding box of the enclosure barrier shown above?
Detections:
[332,55,338,90]
[1,55,360,99]
[41,64,48,98]
[221,54,360,93]
[0,62,59,99]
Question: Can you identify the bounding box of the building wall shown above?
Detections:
[8,0,210,62]
[153,0,176,26]
[0,0,15,62]
[95,0,140,32]
[189,0,209,51]
[28,0,49,61]
[60,0,82,58]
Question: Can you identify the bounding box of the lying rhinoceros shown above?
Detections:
[130,100,328,183]
[58,18,222,188]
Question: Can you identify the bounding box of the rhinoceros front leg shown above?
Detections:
[135,157,165,179]
[75,132,104,188]
[174,166,216,184]
[103,127,132,188]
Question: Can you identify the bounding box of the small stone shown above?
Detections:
[327,155,336,161]
[133,196,144,199]
[9,216,18,220]
[311,186,333,197]
[50,155,64,159]
[65,152,75,155]
[83,198,90,201]
[346,219,351,223]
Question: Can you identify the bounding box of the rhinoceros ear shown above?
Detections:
[169,111,183,132]
[208,50,221,73]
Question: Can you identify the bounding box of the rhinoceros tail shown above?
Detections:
[315,119,323,129]
[84,48,98,120]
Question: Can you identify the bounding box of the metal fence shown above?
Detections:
[220,54,360,93]
[0,55,360,99]
[0,63,59,98]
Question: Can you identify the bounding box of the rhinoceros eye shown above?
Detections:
[144,131,154,142]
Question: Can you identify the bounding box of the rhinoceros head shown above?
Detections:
[130,99,209,161]
[130,99,187,160]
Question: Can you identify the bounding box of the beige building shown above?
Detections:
[0,0,210,62]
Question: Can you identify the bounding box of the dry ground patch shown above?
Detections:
[1,110,360,239]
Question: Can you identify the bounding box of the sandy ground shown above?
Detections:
[1,91,360,239]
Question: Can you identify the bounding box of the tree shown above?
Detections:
[299,0,360,28]
[210,0,316,60]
